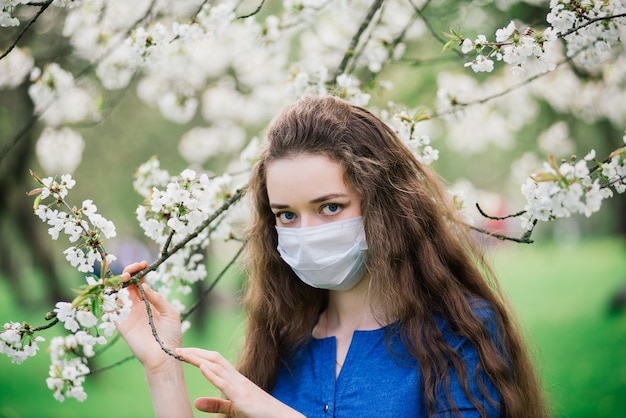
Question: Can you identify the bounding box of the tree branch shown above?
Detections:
[331,0,385,83]
[560,12,626,38]
[89,354,135,375]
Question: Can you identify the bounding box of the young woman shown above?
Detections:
[119,95,548,417]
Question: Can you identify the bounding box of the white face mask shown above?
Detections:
[276,216,368,291]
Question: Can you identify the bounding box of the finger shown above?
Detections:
[176,348,228,368]
[194,397,233,414]
[141,284,179,317]
[122,260,148,275]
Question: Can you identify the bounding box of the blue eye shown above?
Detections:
[321,203,342,216]
[277,211,297,224]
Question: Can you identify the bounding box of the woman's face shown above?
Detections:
[266,154,362,228]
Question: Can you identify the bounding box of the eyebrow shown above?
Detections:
[269,193,350,209]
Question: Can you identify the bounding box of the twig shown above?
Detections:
[344,1,385,76]
[469,225,534,244]
[606,174,626,189]
[559,12,626,38]
[89,354,136,375]
[476,203,526,221]
[31,317,59,332]
[433,63,556,117]
[237,0,265,19]
[92,333,121,358]
[182,243,245,320]
[137,282,185,361]
[125,189,245,360]
[331,0,385,83]
[429,13,626,118]
[161,230,175,257]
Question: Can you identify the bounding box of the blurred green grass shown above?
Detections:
[491,237,626,417]
[1,237,626,417]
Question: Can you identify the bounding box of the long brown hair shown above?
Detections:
[238,95,548,417]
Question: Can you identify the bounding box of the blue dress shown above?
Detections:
[271,308,501,417]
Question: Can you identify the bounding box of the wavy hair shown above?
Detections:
[237,95,548,417]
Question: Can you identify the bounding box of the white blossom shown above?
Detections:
[35,127,85,176]
[0,322,45,364]
[28,63,100,127]
[75,310,98,328]
[0,47,34,88]
[496,21,516,43]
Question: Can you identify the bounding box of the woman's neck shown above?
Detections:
[323,276,382,334]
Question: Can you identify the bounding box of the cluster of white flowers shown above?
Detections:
[335,74,372,107]
[461,0,625,75]
[0,0,29,27]
[54,280,132,335]
[286,66,329,100]
[602,155,626,194]
[28,63,100,127]
[27,63,99,176]
[285,67,372,106]
[0,46,33,88]
[32,174,117,273]
[519,149,625,230]
[46,332,101,402]
[461,21,557,76]
[47,339,90,402]
[382,108,439,165]
[121,1,241,125]
[1,250,133,397]
[0,322,45,364]
[35,127,85,175]
[547,0,626,68]
[134,159,241,312]
[177,122,247,165]
[46,275,132,401]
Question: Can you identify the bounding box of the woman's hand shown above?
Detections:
[176,347,305,418]
[117,262,194,418]
[116,261,183,374]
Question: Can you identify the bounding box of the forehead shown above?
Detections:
[265,154,352,201]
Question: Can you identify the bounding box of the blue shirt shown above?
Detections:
[271,309,501,417]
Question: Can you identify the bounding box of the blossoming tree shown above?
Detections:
[0,0,625,404]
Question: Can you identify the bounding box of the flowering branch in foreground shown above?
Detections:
[0,165,245,402]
